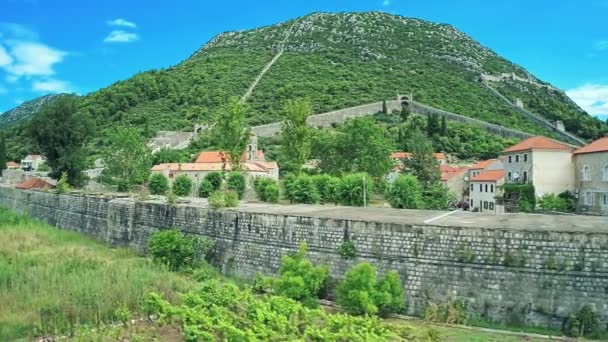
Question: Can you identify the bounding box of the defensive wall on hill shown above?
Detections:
[1,186,607,329]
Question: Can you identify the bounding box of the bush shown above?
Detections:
[172,175,192,197]
[337,262,405,317]
[148,173,169,195]
[273,241,329,307]
[538,192,575,212]
[386,174,424,209]
[208,190,239,209]
[336,173,373,207]
[224,190,239,207]
[564,305,602,338]
[226,172,246,199]
[312,174,340,204]
[254,177,280,203]
[198,179,214,198]
[423,183,456,210]
[148,229,214,271]
[55,172,71,194]
[338,241,357,259]
[283,174,319,204]
[204,172,224,191]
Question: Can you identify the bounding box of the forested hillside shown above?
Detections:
[2,12,605,160]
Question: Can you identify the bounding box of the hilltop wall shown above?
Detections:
[1,186,607,329]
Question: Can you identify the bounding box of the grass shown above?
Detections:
[0,208,194,341]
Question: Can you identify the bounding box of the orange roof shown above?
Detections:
[391,152,447,160]
[195,151,229,163]
[15,178,54,190]
[503,136,571,153]
[6,161,20,168]
[440,165,468,181]
[573,137,608,155]
[25,154,44,160]
[470,170,505,182]
[152,162,269,173]
[469,159,498,170]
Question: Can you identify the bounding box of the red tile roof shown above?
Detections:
[391,152,447,160]
[470,170,505,182]
[503,136,571,153]
[469,159,498,170]
[440,165,468,181]
[152,162,269,173]
[15,178,54,190]
[573,137,608,155]
[6,161,20,168]
[195,151,229,163]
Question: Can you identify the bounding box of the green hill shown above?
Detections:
[3,12,606,160]
[0,94,73,129]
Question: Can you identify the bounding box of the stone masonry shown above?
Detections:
[1,186,607,329]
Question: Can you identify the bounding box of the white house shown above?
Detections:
[469,169,505,213]
[573,137,608,215]
[20,154,46,171]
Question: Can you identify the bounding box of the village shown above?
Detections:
[2,131,607,216]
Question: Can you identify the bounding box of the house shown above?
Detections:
[573,137,608,215]
[469,170,505,213]
[502,136,574,197]
[15,177,55,190]
[151,133,279,191]
[467,159,503,179]
[5,161,20,169]
[387,151,448,183]
[20,155,46,171]
[440,165,468,201]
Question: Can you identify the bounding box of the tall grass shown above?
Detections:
[0,208,194,340]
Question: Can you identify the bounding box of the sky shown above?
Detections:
[0,0,606,120]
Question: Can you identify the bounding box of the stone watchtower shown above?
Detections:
[247,133,258,161]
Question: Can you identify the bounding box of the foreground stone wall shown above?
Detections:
[1,186,607,329]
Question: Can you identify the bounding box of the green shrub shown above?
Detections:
[55,172,71,194]
[386,174,424,209]
[338,241,357,260]
[172,175,192,197]
[337,262,405,317]
[283,174,319,204]
[538,192,575,212]
[148,229,214,271]
[335,173,373,207]
[226,172,246,199]
[312,174,340,204]
[204,172,224,191]
[148,173,169,195]
[198,179,214,198]
[254,177,280,203]
[563,305,602,338]
[209,191,225,209]
[224,190,239,207]
[273,241,328,307]
[422,183,456,210]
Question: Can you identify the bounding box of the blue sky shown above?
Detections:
[0,0,607,120]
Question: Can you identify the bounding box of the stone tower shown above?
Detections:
[247,133,258,161]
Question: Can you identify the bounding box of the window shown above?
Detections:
[603,193,608,208]
[479,184,483,192]
[470,199,474,207]
[508,156,512,163]
[515,155,520,163]
[489,202,495,211]
[582,165,591,181]
[508,172,512,181]
[484,201,488,209]
[523,153,528,162]
[523,171,528,183]
[584,192,594,206]
[470,184,474,191]
[491,184,494,193]
[485,184,488,192]
[603,165,608,182]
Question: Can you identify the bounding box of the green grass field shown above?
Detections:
[0,208,572,341]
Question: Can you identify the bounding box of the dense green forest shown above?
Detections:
[1,12,605,161]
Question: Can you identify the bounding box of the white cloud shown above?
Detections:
[2,42,67,77]
[566,84,608,116]
[104,30,139,43]
[32,78,72,93]
[382,0,391,6]
[0,45,13,66]
[595,40,608,51]
[107,18,137,29]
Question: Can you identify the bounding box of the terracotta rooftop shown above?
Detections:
[440,165,468,181]
[6,161,20,168]
[15,178,54,190]
[470,170,505,182]
[24,154,44,160]
[469,159,499,170]
[573,137,608,155]
[391,152,447,160]
[152,162,269,173]
[503,136,571,153]
[195,150,267,163]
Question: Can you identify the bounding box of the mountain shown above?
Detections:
[3,12,606,159]
[0,94,72,129]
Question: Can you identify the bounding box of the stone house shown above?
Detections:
[469,169,505,213]
[20,154,46,171]
[502,136,574,197]
[573,137,608,215]
[439,164,468,201]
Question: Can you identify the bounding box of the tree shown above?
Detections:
[148,230,214,271]
[426,113,440,136]
[440,115,448,136]
[103,127,153,191]
[423,183,456,210]
[280,99,312,173]
[283,174,319,204]
[382,100,388,114]
[209,97,250,171]
[335,173,373,207]
[149,173,170,195]
[313,118,394,179]
[386,174,424,209]
[226,172,246,199]
[0,134,6,176]
[204,172,224,191]
[399,106,410,123]
[403,130,440,187]
[375,271,405,316]
[27,96,95,187]
[172,175,192,197]
[198,180,214,198]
